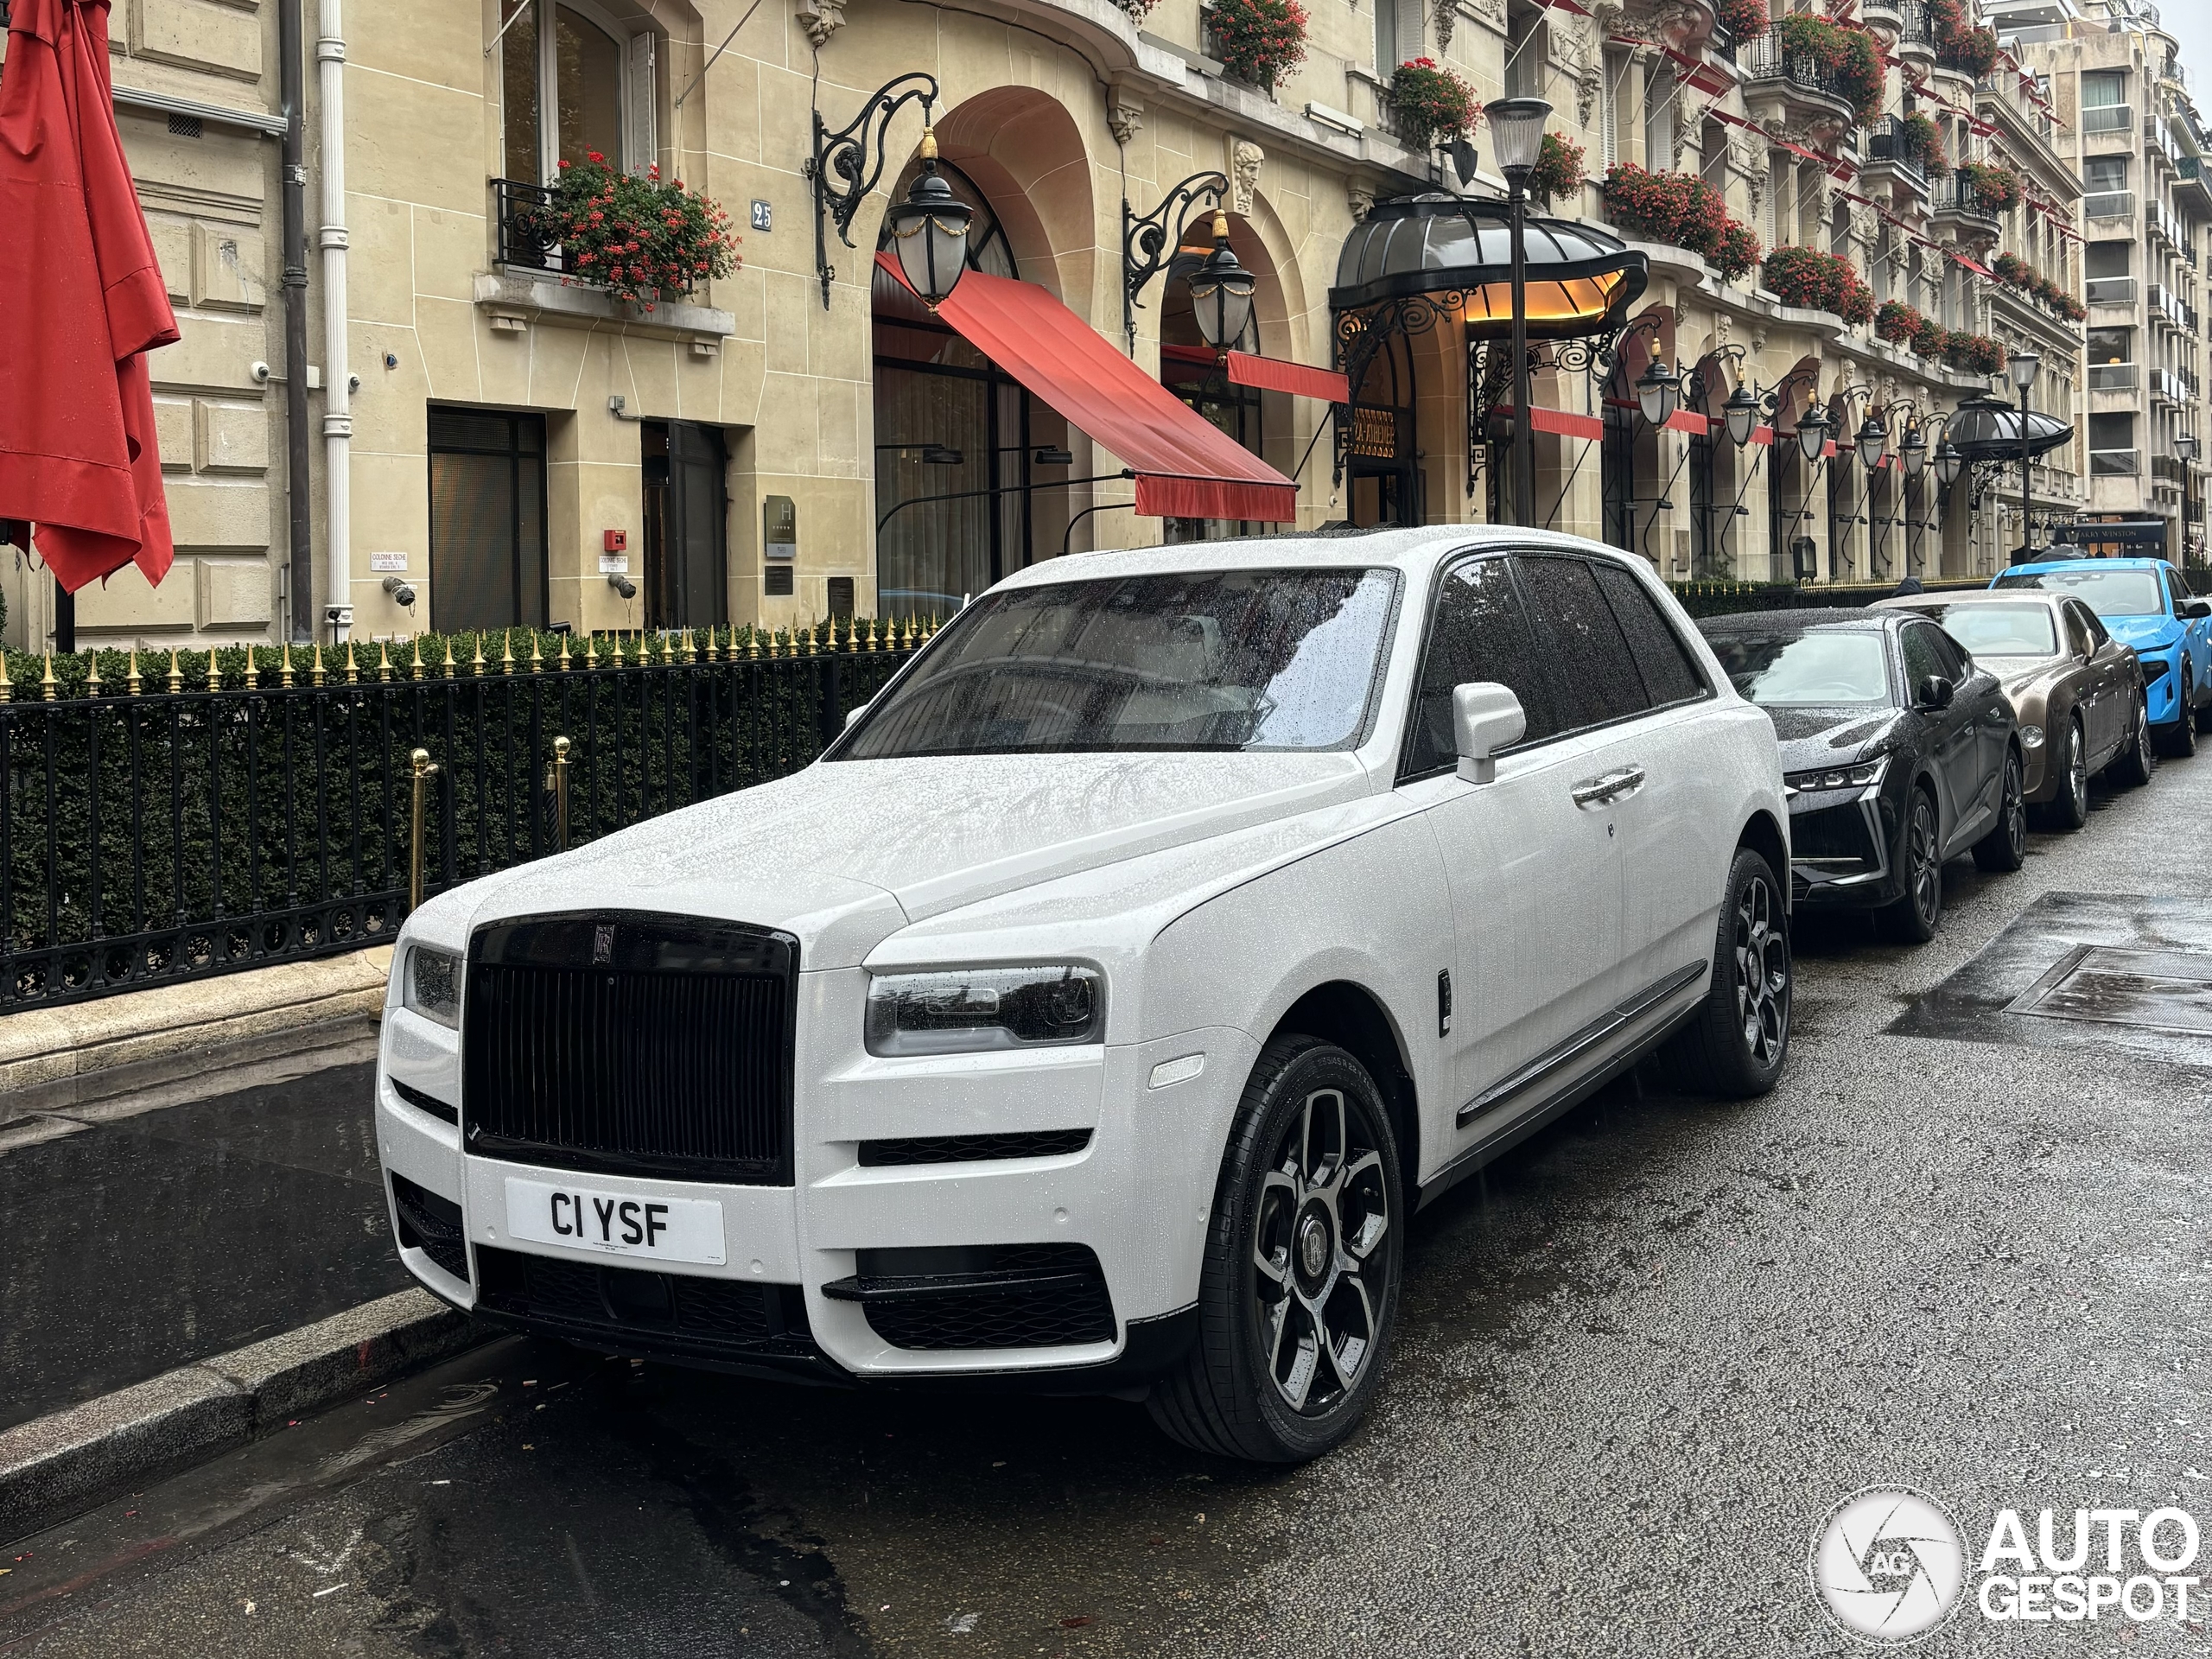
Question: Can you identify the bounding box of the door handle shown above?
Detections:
[1570,766,1645,807]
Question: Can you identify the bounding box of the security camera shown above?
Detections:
[607,573,638,600]
[381,574,416,607]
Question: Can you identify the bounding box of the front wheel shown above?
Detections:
[2158,666,2199,758]
[1147,1038,1403,1464]
[2041,717,2090,831]
[2112,694,2157,788]
[1878,788,1943,944]
[1658,846,1790,1097]
[1972,749,2026,872]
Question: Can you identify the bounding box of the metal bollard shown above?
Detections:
[553,735,572,852]
[409,748,440,912]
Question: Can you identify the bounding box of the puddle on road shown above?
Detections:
[1889,892,2212,1068]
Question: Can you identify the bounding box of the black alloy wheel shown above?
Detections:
[1661,846,1790,1097]
[1973,749,2027,872]
[1878,788,1942,944]
[2114,694,2157,788]
[1148,1037,1403,1464]
[2044,716,2090,831]
[2160,666,2200,758]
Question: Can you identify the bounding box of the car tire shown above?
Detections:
[1657,846,1790,1099]
[2040,716,2090,831]
[1147,1036,1403,1465]
[2113,694,2157,788]
[1972,748,2027,872]
[1878,787,1943,944]
[2158,666,2199,758]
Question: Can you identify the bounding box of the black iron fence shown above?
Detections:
[493,177,563,273]
[0,622,921,1011]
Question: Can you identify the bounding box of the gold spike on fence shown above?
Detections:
[552,735,572,852]
[41,655,58,701]
[345,640,359,683]
[500,630,516,675]
[309,643,326,687]
[85,654,102,696]
[168,649,183,695]
[126,650,142,696]
[279,643,295,688]
[378,641,393,683]
[0,652,13,704]
[529,631,543,673]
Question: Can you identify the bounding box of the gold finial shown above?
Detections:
[344,639,359,683]
[443,637,459,679]
[169,649,183,694]
[800,627,815,658]
[408,637,423,681]
[41,653,58,701]
[919,126,938,162]
[682,627,696,664]
[529,631,543,673]
[0,651,12,703]
[842,617,856,652]
[1211,208,1230,241]
[85,652,102,696]
[279,642,295,688]
[558,632,572,671]
[378,640,393,683]
[310,642,327,686]
[584,633,599,669]
[127,649,143,696]
[499,629,516,675]
[469,634,486,677]
[748,627,761,659]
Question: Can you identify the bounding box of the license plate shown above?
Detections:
[503,1176,727,1266]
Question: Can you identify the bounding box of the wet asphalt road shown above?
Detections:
[4,743,2212,1657]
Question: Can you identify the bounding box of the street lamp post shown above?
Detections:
[2008,349,2041,564]
[2180,431,2202,564]
[1489,96,1551,527]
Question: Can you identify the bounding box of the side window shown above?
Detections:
[1401,556,1567,779]
[1925,628,1971,680]
[1899,623,1948,690]
[2060,601,2094,656]
[2164,569,2189,614]
[2069,600,2110,650]
[1514,555,1649,729]
[1593,562,1707,708]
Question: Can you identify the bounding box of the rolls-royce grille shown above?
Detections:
[462,913,798,1184]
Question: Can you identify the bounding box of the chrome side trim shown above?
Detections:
[1453,959,1706,1129]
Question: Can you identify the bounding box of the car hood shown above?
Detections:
[1762,705,1907,772]
[2105,614,2181,652]
[1993,654,2067,698]
[432,751,1377,969]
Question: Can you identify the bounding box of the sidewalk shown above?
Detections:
[0,1053,414,1433]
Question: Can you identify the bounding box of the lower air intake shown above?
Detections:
[828,1243,1116,1351]
[391,1173,470,1283]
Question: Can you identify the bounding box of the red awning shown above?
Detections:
[0,0,180,592]
[1750,425,1775,447]
[1662,46,1733,95]
[877,254,1297,523]
[1665,409,1710,435]
[1226,351,1351,403]
[1495,404,1604,441]
[1951,251,1996,278]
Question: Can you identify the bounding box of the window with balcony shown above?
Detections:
[2089,410,2139,476]
[499,0,655,184]
[2085,156,2129,194]
[2082,69,2126,108]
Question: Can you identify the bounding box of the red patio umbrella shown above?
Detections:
[0,0,179,593]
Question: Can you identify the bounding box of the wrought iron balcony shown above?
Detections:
[1930,174,2005,224]
[494,178,563,275]
[1740,35,1856,116]
[1864,115,1928,190]
[1897,0,1936,54]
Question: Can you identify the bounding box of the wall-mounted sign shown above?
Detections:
[599,554,631,575]
[369,550,408,573]
[765,494,797,561]
[751,200,772,232]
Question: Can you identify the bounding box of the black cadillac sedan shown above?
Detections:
[1696,609,2024,942]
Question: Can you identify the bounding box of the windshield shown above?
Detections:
[1919,602,2059,656]
[1993,567,2164,620]
[1706,630,1892,707]
[838,568,1400,758]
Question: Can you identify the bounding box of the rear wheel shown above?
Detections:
[1147,1037,1403,1464]
[1972,749,2026,872]
[1878,788,1942,944]
[1659,846,1790,1098]
[2158,665,2199,757]
[2041,717,2090,831]
[2112,694,2157,788]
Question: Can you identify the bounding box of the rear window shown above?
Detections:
[1993,567,2164,619]
[1705,629,1892,707]
[1928,603,2059,657]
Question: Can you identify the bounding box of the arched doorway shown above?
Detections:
[1346,324,1420,528]
[870,161,1065,617]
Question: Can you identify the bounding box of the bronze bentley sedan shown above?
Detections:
[1873,589,2154,828]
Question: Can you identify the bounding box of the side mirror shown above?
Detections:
[1916,674,1955,711]
[2183,597,2211,620]
[1453,682,1526,785]
[843,702,872,730]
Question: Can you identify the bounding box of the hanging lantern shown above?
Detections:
[1636,359,1681,428]
[1901,423,1928,480]
[1796,404,1834,464]
[1936,439,1964,487]
[883,128,973,310]
[1187,211,1257,353]
[1856,415,1889,474]
[1723,383,1762,448]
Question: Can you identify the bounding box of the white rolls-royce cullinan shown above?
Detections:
[376,526,1792,1463]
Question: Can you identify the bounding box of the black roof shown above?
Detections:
[1694,607,1902,634]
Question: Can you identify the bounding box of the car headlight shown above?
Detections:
[2019,724,2044,748]
[1784,754,1889,796]
[866,965,1103,1056]
[404,944,461,1027]
[2144,654,2172,683]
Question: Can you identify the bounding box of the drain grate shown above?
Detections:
[2005,944,2212,1036]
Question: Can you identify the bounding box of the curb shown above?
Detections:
[0,1288,486,1544]
[0,946,393,1100]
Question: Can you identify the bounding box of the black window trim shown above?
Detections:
[1394,545,1715,786]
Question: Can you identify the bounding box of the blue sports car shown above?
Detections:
[1992,558,2212,756]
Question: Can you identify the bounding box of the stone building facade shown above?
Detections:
[3,0,2110,655]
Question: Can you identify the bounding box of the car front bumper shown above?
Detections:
[2145,649,2186,725]
[376,980,1255,1385]
[1786,786,1899,910]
